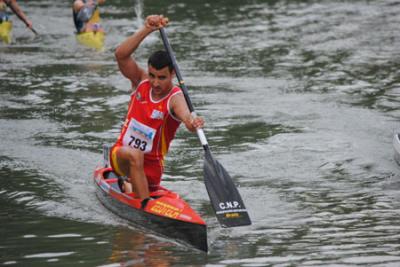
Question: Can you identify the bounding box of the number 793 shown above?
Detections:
[128,135,147,151]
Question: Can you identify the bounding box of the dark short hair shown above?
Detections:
[148,50,173,72]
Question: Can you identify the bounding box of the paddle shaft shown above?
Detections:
[159,28,208,149]
[159,27,252,227]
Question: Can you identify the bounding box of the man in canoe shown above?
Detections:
[112,14,204,209]
[0,0,34,43]
[72,0,105,34]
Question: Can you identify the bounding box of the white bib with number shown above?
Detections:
[122,119,157,153]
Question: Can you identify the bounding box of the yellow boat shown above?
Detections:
[76,30,105,50]
[76,9,105,50]
[0,21,12,44]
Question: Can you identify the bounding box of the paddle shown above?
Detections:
[6,1,38,35]
[159,28,251,228]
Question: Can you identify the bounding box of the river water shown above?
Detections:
[1,0,400,266]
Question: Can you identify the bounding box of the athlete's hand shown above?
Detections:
[191,116,204,129]
[25,20,32,29]
[145,15,169,31]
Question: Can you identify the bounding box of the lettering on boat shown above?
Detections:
[150,201,182,219]
[219,201,240,210]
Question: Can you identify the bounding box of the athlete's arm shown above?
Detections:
[6,0,32,28]
[115,15,168,89]
[114,27,149,89]
[170,93,204,132]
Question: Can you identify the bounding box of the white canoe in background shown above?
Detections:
[393,133,400,166]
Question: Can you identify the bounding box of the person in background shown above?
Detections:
[112,14,205,209]
[0,0,34,43]
[72,0,105,34]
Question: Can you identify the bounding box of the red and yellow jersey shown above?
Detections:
[114,80,182,164]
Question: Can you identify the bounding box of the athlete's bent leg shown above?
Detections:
[115,146,150,199]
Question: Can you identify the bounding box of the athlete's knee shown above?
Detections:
[126,149,144,168]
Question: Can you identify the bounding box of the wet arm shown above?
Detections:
[115,15,168,89]
[170,93,204,132]
[6,0,32,28]
[114,26,151,88]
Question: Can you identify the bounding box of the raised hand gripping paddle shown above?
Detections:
[159,28,251,227]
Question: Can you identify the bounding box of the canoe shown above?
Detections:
[76,30,104,50]
[76,9,104,50]
[0,21,12,44]
[393,133,400,165]
[93,146,208,252]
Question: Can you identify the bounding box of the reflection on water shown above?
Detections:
[106,228,181,267]
[1,0,400,266]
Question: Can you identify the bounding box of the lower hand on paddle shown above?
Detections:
[25,19,33,29]
[187,116,204,132]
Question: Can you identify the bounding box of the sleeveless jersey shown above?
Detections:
[114,80,182,164]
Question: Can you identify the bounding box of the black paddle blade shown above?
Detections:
[203,150,251,227]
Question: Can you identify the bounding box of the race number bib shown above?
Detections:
[122,119,156,153]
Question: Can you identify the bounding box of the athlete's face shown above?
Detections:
[148,65,175,97]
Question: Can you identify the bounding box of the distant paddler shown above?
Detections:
[0,0,35,43]
[73,0,105,50]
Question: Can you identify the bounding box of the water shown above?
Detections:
[1,0,400,266]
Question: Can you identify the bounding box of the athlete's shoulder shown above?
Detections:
[137,79,150,89]
[171,85,182,94]
[131,79,149,92]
